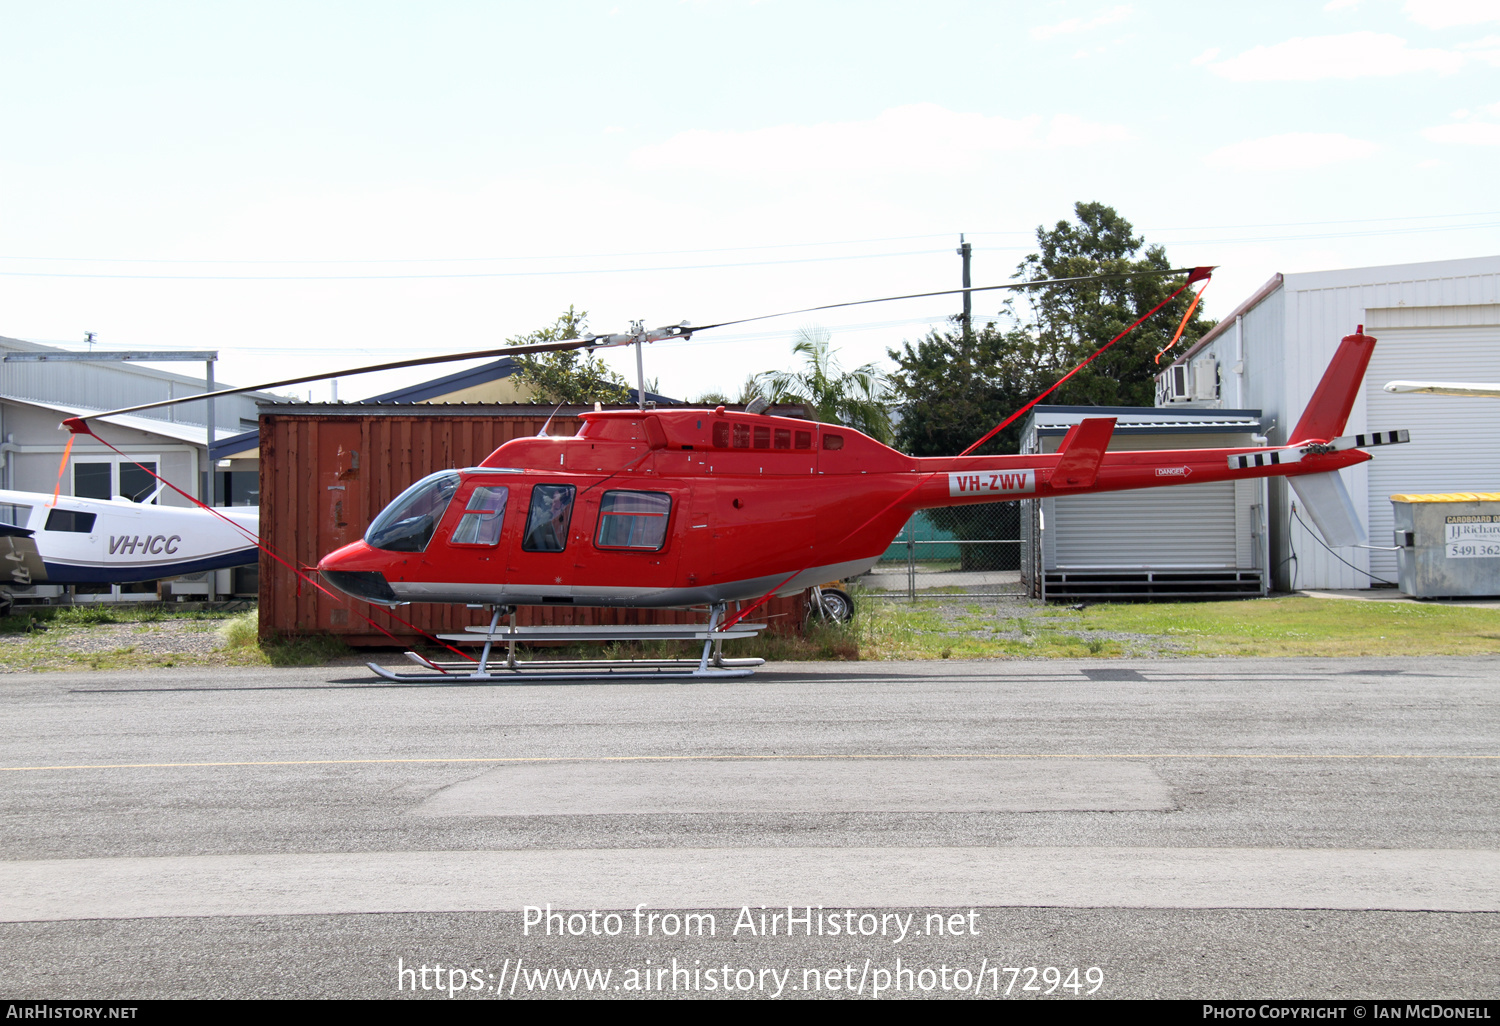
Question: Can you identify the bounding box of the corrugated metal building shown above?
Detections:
[1156,254,1500,591]
[0,335,274,506]
[1018,406,1267,600]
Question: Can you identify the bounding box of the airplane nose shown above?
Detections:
[318,541,397,603]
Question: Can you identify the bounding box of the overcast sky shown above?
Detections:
[2,0,1497,403]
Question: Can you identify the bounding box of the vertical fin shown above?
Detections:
[1289,327,1377,443]
[1050,418,1115,489]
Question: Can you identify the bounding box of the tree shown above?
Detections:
[886,203,1215,570]
[505,307,632,404]
[889,202,1216,456]
[753,327,892,443]
[1011,201,1216,408]
[887,320,1042,459]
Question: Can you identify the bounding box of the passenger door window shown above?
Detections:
[522,484,576,553]
[595,491,671,550]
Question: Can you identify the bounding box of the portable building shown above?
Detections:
[1018,405,1267,601]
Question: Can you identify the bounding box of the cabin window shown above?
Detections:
[0,504,32,528]
[44,510,96,534]
[794,431,812,450]
[366,470,460,553]
[823,433,844,450]
[522,484,576,553]
[712,422,730,448]
[732,423,750,448]
[774,428,791,450]
[450,486,508,546]
[595,490,671,550]
[753,425,771,449]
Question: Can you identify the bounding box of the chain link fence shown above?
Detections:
[860,502,1024,600]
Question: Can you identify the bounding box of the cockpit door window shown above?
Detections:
[450,486,508,546]
[522,484,576,553]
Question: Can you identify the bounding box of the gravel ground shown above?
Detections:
[867,590,1190,655]
[39,620,229,656]
[0,617,234,670]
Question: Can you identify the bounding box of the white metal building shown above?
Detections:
[1018,406,1268,601]
[1156,255,1500,591]
[0,335,273,508]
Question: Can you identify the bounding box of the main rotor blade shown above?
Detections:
[692,266,1213,331]
[64,264,1213,426]
[67,337,602,424]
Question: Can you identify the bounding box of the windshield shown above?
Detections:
[365,471,461,552]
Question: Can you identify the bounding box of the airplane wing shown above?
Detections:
[1383,381,1500,398]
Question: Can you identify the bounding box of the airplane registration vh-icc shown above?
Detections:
[0,490,258,615]
[58,271,1411,682]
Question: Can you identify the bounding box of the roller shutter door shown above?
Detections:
[1365,325,1500,579]
[1050,481,1238,568]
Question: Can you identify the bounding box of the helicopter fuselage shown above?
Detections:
[317,405,1367,609]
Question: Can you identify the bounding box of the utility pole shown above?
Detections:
[957,234,973,336]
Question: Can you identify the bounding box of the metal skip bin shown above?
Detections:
[1391,493,1500,598]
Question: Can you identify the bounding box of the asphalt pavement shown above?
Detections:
[2,657,1497,999]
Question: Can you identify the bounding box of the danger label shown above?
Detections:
[948,470,1036,497]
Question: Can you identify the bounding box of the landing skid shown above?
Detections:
[364,602,767,684]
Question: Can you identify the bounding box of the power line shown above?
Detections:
[2,209,1496,269]
[0,247,950,281]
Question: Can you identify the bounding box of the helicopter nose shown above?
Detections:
[318,541,398,603]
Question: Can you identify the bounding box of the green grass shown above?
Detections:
[218,611,354,666]
[3,595,1497,670]
[1038,595,1500,658]
[0,603,239,635]
[779,591,1500,661]
[0,606,353,671]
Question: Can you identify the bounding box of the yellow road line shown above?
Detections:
[2,752,1497,772]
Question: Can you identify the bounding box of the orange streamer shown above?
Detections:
[1155,277,1211,365]
[50,435,75,508]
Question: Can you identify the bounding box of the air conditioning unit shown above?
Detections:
[1193,359,1220,401]
[1166,363,1191,402]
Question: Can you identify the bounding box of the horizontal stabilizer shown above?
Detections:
[1051,418,1116,489]
[1289,471,1367,548]
[1228,448,1305,471]
[1227,429,1409,470]
[1338,429,1409,449]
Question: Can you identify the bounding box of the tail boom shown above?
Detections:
[906,446,1370,511]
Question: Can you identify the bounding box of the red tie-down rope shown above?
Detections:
[1155,274,1212,365]
[58,418,477,668]
[719,268,1212,631]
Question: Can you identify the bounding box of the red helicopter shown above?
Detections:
[315,323,1394,608]
[62,275,1407,681]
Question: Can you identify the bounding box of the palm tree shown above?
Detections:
[753,327,892,443]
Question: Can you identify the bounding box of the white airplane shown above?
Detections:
[0,488,259,611]
[1384,381,1500,398]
